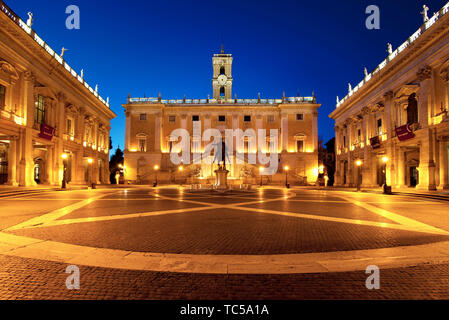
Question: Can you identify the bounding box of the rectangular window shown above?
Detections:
[218,115,226,122]
[244,115,251,122]
[140,114,147,121]
[35,95,46,124]
[267,115,275,123]
[377,119,382,136]
[168,116,176,123]
[67,118,74,136]
[343,136,346,147]
[0,84,5,108]
[358,129,361,142]
[192,115,200,122]
[296,114,304,121]
[296,140,304,152]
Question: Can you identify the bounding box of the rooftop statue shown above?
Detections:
[26,12,33,27]
[387,43,393,55]
[421,5,430,22]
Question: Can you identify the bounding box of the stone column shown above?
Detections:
[417,66,432,129]
[312,111,318,153]
[439,139,449,189]
[396,147,405,188]
[45,145,54,185]
[417,127,436,190]
[281,113,288,152]
[155,112,161,152]
[124,110,131,152]
[7,137,18,186]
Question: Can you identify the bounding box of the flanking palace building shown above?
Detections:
[123,48,321,186]
[0,1,115,187]
[330,2,449,191]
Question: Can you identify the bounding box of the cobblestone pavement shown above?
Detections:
[1,254,449,300]
[0,187,449,299]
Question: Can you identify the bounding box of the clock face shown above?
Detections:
[217,74,227,85]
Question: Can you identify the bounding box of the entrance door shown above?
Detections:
[34,163,41,184]
[410,167,418,187]
[0,160,7,184]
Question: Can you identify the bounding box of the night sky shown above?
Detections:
[8,0,448,151]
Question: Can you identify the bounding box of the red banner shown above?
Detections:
[395,124,415,141]
[39,123,55,141]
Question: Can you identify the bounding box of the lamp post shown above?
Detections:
[382,156,391,194]
[153,165,159,187]
[87,157,93,189]
[284,165,290,188]
[61,153,68,189]
[259,166,264,187]
[355,159,362,192]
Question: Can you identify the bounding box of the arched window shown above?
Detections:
[220,66,225,75]
[407,93,418,125]
[220,87,225,97]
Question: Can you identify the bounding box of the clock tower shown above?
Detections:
[212,45,233,101]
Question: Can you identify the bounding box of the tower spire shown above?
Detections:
[221,44,224,54]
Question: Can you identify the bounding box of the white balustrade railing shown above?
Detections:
[0,0,110,109]
[336,1,449,108]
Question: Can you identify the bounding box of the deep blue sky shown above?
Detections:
[9,0,448,151]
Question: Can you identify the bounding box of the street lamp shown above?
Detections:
[153,165,159,187]
[382,156,391,194]
[355,159,362,192]
[61,153,68,189]
[284,165,290,188]
[259,166,264,187]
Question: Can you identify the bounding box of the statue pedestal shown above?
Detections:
[214,168,229,190]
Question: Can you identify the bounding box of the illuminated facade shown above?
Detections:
[330,2,449,190]
[123,49,320,185]
[0,2,115,186]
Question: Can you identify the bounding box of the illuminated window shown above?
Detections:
[296,114,304,121]
[357,129,361,142]
[67,118,74,136]
[0,84,5,108]
[244,115,251,122]
[168,115,176,123]
[35,95,45,124]
[218,115,226,122]
[139,113,147,121]
[377,119,383,136]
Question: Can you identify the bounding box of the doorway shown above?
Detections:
[410,166,418,187]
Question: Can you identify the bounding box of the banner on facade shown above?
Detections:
[39,123,55,141]
[395,124,415,141]
[370,136,381,149]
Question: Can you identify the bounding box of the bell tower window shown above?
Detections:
[220,87,225,98]
[220,66,225,75]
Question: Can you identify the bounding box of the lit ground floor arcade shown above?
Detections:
[335,126,449,191]
[0,126,109,187]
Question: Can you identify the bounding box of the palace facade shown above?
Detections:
[0,1,116,187]
[329,2,449,191]
[123,49,320,186]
